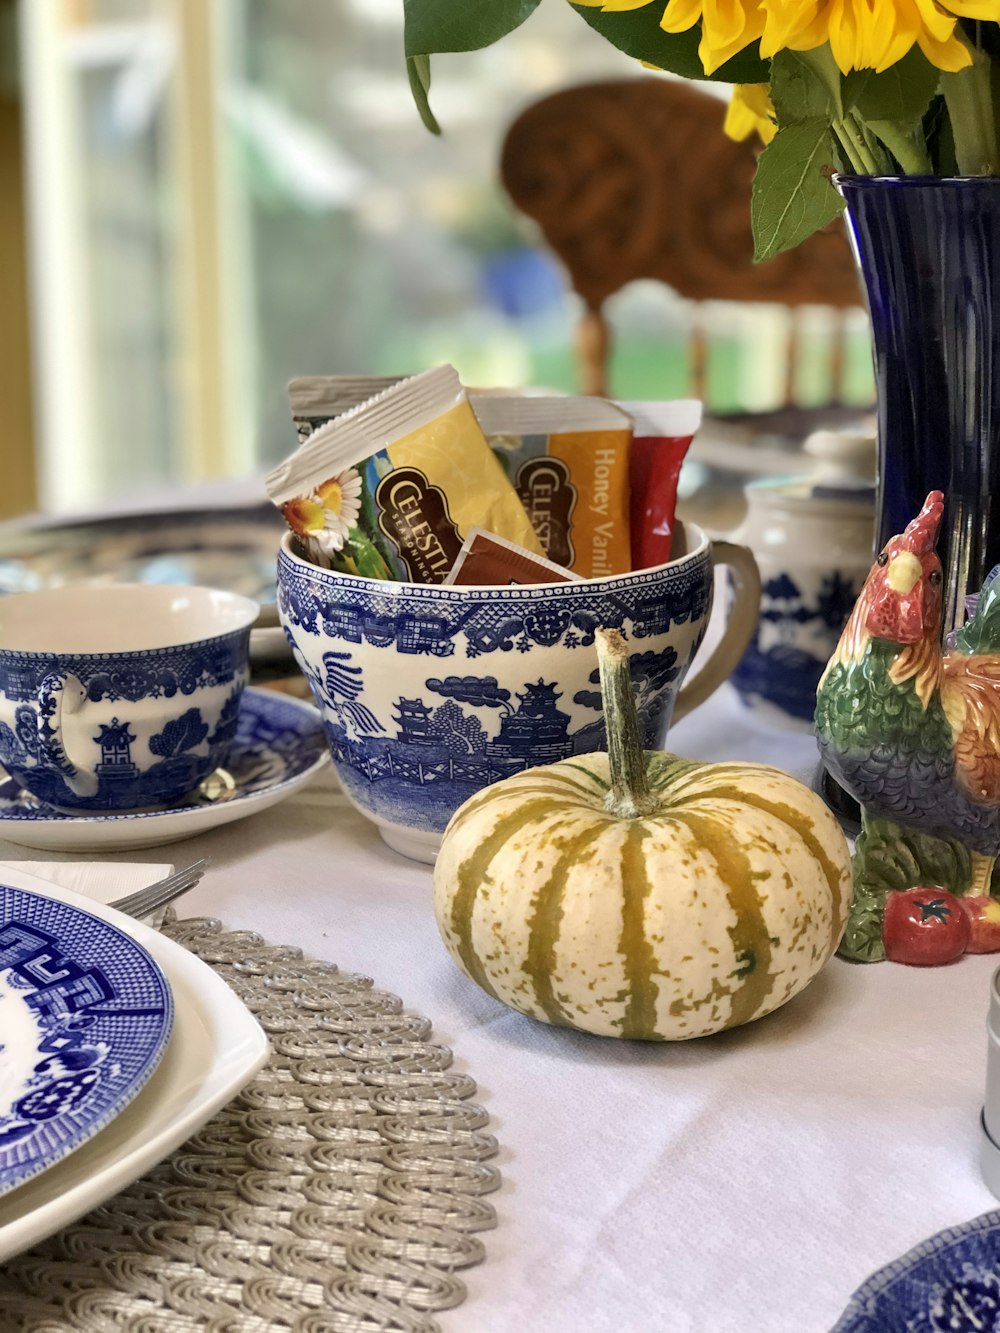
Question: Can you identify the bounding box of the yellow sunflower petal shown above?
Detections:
[759,0,981,72]
[916,26,973,71]
[659,0,703,31]
[724,84,777,143]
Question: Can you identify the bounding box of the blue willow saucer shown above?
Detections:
[833,1210,1000,1332]
[0,688,329,852]
[0,886,173,1197]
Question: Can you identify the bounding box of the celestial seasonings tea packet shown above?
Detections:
[267,365,544,584]
[471,395,634,579]
[287,375,405,442]
[617,400,702,569]
[443,528,583,587]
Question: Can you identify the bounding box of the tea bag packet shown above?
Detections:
[618,400,702,569]
[267,365,543,584]
[471,395,634,579]
[443,528,583,587]
[288,375,405,442]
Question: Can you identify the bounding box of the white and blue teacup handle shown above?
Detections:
[671,540,762,724]
[35,671,98,798]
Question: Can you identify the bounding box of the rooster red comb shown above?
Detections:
[899,491,944,555]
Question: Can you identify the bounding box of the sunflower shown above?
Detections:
[281,468,363,555]
[573,0,766,74]
[724,83,777,143]
[760,0,995,73]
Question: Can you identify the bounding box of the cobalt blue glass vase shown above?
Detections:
[836,175,1000,636]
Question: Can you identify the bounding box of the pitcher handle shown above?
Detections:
[672,540,761,724]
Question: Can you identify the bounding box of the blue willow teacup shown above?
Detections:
[277,525,760,862]
[0,584,259,811]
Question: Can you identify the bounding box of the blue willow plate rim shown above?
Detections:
[0,884,173,1198]
[832,1206,1000,1331]
[0,687,328,826]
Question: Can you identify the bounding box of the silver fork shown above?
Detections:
[109,859,209,919]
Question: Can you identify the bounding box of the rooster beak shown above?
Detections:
[886,551,922,596]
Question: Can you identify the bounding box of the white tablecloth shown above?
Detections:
[2,681,996,1333]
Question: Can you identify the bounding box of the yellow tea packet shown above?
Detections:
[471,394,633,579]
[287,375,405,442]
[267,365,543,584]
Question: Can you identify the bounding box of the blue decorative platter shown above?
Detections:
[0,503,284,602]
[0,688,329,852]
[833,1209,1000,1332]
[0,886,173,1198]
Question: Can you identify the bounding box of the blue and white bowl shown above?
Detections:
[277,527,759,862]
[0,584,259,812]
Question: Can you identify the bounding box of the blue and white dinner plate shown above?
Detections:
[0,688,329,852]
[0,885,173,1198]
[833,1209,1000,1332]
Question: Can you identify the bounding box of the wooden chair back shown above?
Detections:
[499,78,862,398]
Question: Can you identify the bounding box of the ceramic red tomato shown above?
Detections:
[882,887,970,965]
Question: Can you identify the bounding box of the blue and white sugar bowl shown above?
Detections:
[730,429,875,729]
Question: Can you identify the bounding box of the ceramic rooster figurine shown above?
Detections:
[816,491,1000,963]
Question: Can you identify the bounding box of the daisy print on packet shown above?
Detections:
[282,470,363,561]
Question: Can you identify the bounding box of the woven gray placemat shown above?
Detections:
[0,913,500,1332]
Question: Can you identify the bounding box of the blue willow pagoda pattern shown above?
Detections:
[732,568,861,721]
[0,886,172,1195]
[0,688,327,825]
[0,635,248,811]
[277,547,710,833]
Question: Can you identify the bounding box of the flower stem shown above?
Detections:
[833,117,877,174]
[867,121,933,174]
[941,43,1000,174]
[595,629,658,820]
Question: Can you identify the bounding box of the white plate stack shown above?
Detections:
[0,864,268,1261]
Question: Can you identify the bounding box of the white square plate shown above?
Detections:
[0,865,269,1262]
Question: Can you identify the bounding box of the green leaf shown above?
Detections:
[845,47,939,123]
[406,55,441,135]
[350,530,395,581]
[750,121,844,262]
[569,5,769,84]
[769,48,840,125]
[404,0,542,55]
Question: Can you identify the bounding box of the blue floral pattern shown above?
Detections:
[833,1210,1000,1332]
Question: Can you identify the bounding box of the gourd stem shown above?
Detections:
[596,628,658,819]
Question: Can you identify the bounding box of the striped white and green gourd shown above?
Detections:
[433,629,852,1041]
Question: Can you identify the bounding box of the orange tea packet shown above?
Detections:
[288,375,405,442]
[443,528,582,587]
[266,365,543,584]
[617,400,702,569]
[471,395,633,579]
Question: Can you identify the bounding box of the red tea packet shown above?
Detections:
[617,400,702,569]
